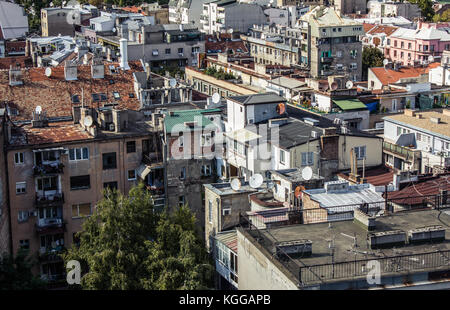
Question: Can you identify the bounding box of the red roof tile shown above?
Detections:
[367,24,398,36]
[205,34,248,55]
[370,62,440,86]
[0,61,144,121]
[363,23,376,33]
[0,56,32,70]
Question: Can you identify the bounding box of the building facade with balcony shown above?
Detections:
[385,22,450,67]
[168,0,211,27]
[383,109,450,173]
[201,0,267,35]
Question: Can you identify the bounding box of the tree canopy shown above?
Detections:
[0,249,46,290]
[407,0,435,21]
[362,46,385,81]
[63,183,214,290]
[432,9,450,23]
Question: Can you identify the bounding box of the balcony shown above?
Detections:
[36,192,64,207]
[321,57,333,63]
[33,162,64,176]
[383,141,421,162]
[36,217,64,234]
[38,245,65,262]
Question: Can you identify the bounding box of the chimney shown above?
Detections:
[430,117,441,124]
[31,111,48,128]
[9,65,23,86]
[64,61,78,81]
[119,38,130,70]
[91,58,105,79]
[404,109,415,117]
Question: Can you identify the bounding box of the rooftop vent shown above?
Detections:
[64,61,78,81]
[91,58,105,79]
[368,230,406,249]
[408,226,445,244]
[430,117,441,124]
[9,65,23,86]
[303,117,319,126]
[275,239,312,258]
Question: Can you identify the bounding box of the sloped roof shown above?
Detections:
[370,62,440,86]
[0,1,28,39]
[228,93,286,105]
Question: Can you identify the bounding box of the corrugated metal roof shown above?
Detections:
[215,230,237,253]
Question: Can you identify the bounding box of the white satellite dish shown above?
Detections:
[112,27,117,33]
[169,78,177,87]
[83,115,93,127]
[212,92,221,104]
[45,67,52,77]
[311,101,317,107]
[230,178,241,191]
[346,80,354,89]
[228,28,234,34]
[383,59,389,66]
[301,166,313,181]
[249,173,264,189]
[428,56,434,63]
[35,106,42,114]
[406,85,412,92]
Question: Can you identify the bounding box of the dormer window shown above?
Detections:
[92,94,100,102]
[113,92,120,100]
[72,95,80,104]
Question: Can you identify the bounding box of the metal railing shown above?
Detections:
[383,141,419,161]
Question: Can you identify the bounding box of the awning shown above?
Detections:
[333,99,367,111]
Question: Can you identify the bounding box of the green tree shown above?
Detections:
[432,9,450,22]
[407,0,435,21]
[0,249,46,290]
[362,47,385,81]
[63,184,214,290]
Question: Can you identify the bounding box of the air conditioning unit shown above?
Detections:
[222,208,231,216]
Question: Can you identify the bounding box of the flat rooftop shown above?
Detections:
[255,209,450,285]
[271,168,323,183]
[204,181,262,196]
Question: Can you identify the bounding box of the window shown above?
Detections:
[18,210,28,222]
[152,49,159,56]
[70,175,90,190]
[355,146,366,159]
[208,200,213,223]
[103,182,118,190]
[92,93,100,102]
[301,152,314,166]
[280,149,285,164]
[100,93,107,101]
[102,152,117,170]
[126,141,136,153]
[19,239,30,250]
[417,133,422,141]
[350,63,357,69]
[14,152,24,165]
[16,182,26,194]
[165,48,171,54]
[201,165,211,176]
[178,136,184,147]
[71,203,91,218]
[129,93,135,98]
[128,169,136,180]
[72,95,80,104]
[397,126,402,136]
[37,176,57,191]
[69,147,89,161]
[178,48,184,54]
[336,51,342,58]
[201,133,211,146]
[178,196,185,207]
[180,167,186,179]
[113,92,120,100]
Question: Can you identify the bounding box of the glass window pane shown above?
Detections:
[76,148,82,160]
[69,149,75,161]
[82,148,89,159]
[78,204,91,217]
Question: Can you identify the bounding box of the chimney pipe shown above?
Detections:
[119,38,130,70]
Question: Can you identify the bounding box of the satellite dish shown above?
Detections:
[45,67,52,77]
[276,103,286,115]
[330,82,338,91]
[301,166,313,181]
[83,115,93,127]
[169,78,177,87]
[383,59,389,66]
[212,92,221,104]
[228,29,234,34]
[346,80,354,89]
[428,56,434,63]
[311,101,317,107]
[35,106,42,114]
[230,178,241,191]
[112,27,117,33]
[249,174,264,189]
[406,85,412,92]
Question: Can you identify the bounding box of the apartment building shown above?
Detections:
[169,0,211,26]
[277,0,328,6]
[385,22,450,67]
[383,109,450,173]
[299,6,364,81]
[361,24,398,52]
[367,0,421,20]
[97,23,205,69]
[0,1,29,40]
[41,5,96,37]
[429,50,450,86]
[237,208,450,289]
[200,0,267,35]
[334,0,367,14]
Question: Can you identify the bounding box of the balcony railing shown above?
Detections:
[35,192,64,207]
[38,246,65,262]
[383,141,420,161]
[36,217,64,234]
[33,162,64,176]
[321,57,333,63]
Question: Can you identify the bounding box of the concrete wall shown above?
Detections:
[338,135,383,170]
[236,228,299,290]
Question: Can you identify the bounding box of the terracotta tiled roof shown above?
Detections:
[370,62,440,86]
[205,34,248,55]
[0,61,144,121]
[120,6,146,15]
[366,24,398,36]
[0,56,32,70]
[5,40,26,53]
[11,121,93,146]
[363,23,376,33]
